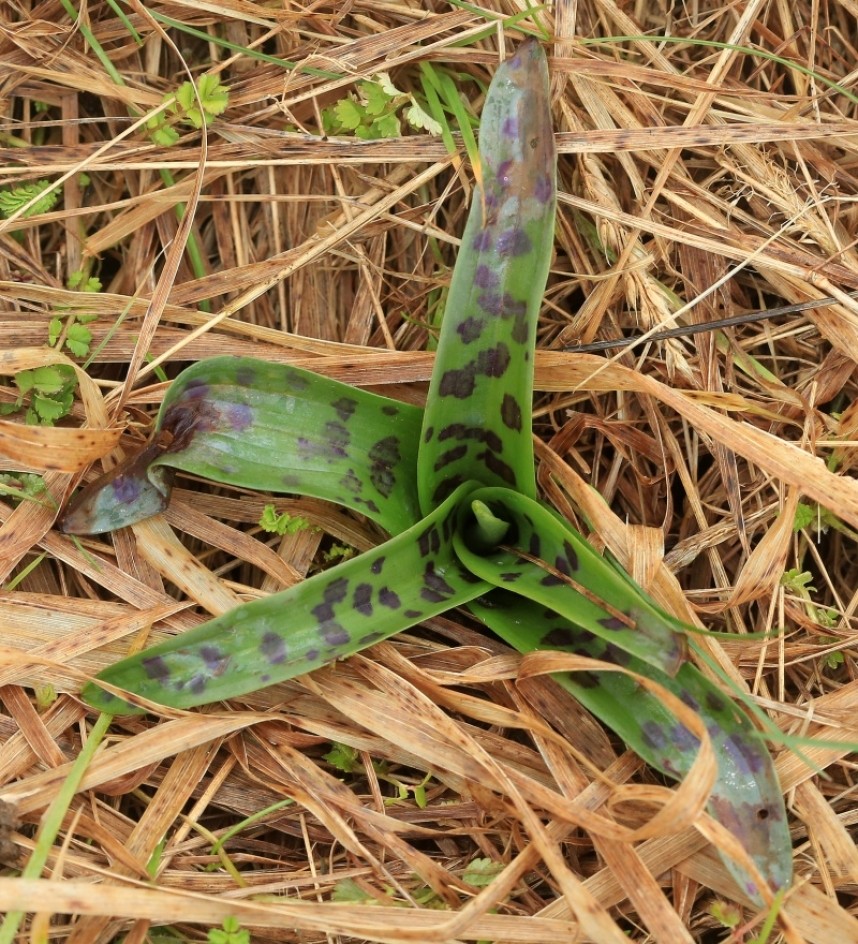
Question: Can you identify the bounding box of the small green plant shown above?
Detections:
[793,499,858,542]
[48,271,101,358]
[0,179,59,219]
[0,365,77,426]
[207,917,249,944]
[331,877,377,904]
[258,505,316,535]
[462,857,505,888]
[323,742,360,774]
[321,542,355,564]
[147,74,230,146]
[331,876,445,909]
[780,568,837,629]
[0,472,51,506]
[321,73,441,140]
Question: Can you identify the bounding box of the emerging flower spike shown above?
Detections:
[63,39,791,903]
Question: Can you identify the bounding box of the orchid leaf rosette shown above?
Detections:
[63,40,791,902]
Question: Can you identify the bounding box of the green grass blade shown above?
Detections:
[83,481,490,714]
[419,38,556,512]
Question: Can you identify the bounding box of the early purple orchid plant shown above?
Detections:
[63,40,791,903]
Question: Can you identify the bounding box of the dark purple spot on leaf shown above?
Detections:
[112,475,142,504]
[474,264,498,289]
[495,229,532,257]
[554,554,572,576]
[434,445,467,471]
[360,632,384,645]
[371,557,385,575]
[479,450,516,484]
[379,587,401,609]
[439,365,476,399]
[312,602,335,624]
[321,623,350,646]
[668,723,700,754]
[475,343,511,378]
[225,403,253,432]
[421,562,455,602]
[369,436,401,497]
[641,721,668,751]
[541,626,577,648]
[511,312,529,344]
[332,396,358,422]
[562,541,579,571]
[418,525,440,557]
[324,421,350,458]
[236,365,256,386]
[501,116,519,138]
[142,655,170,683]
[200,645,228,674]
[324,578,349,604]
[457,317,485,344]
[477,292,502,316]
[501,572,521,582]
[679,690,700,711]
[260,632,286,665]
[404,609,422,619]
[432,475,465,505]
[183,379,209,400]
[353,583,373,617]
[534,173,553,204]
[500,394,522,431]
[472,230,492,252]
[339,469,362,495]
[706,691,726,713]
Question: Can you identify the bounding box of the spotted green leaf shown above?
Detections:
[63,358,423,535]
[468,591,792,901]
[418,39,556,512]
[81,480,489,713]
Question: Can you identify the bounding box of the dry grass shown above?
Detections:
[2,1,858,942]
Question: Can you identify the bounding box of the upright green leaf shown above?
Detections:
[453,487,686,675]
[419,39,556,511]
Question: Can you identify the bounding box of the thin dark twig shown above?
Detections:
[562,290,858,353]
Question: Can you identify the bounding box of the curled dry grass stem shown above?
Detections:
[2,2,858,943]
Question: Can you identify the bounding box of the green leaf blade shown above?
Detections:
[471,593,792,902]
[82,481,490,714]
[419,39,556,512]
[62,357,424,535]
[456,488,686,676]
